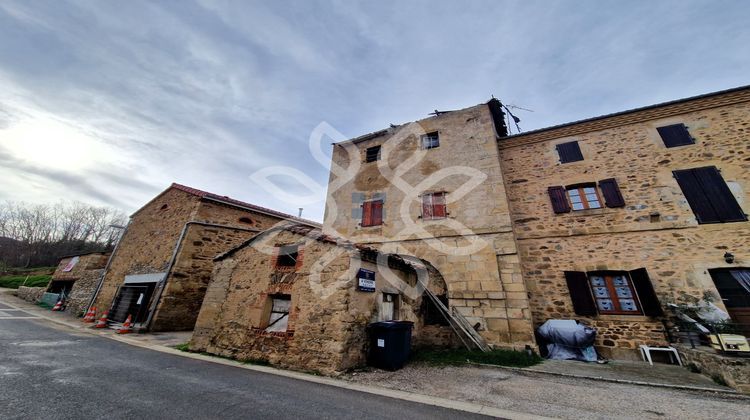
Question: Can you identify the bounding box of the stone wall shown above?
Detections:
[323,102,534,349]
[149,223,257,331]
[92,188,200,313]
[52,253,109,317]
[498,91,750,358]
[191,228,455,373]
[17,286,45,303]
[676,344,750,393]
[92,185,291,331]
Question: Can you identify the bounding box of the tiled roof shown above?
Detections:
[170,183,320,227]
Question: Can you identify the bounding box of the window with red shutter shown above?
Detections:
[421,192,446,220]
[361,199,383,226]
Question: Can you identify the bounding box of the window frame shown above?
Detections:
[421,132,440,150]
[365,145,382,163]
[588,272,643,315]
[421,192,447,220]
[566,184,603,211]
[265,294,291,332]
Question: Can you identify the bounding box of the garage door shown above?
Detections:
[110,283,156,323]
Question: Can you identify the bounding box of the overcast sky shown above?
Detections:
[1,1,748,221]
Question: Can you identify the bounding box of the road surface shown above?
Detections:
[0,300,491,420]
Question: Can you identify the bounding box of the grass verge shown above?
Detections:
[0,274,52,289]
[411,348,542,368]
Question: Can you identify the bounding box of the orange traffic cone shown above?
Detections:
[83,307,97,323]
[51,300,64,311]
[93,311,109,328]
[116,314,133,334]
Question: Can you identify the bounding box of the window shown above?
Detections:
[275,244,299,268]
[365,145,381,162]
[657,124,694,148]
[380,293,400,321]
[361,199,383,227]
[673,166,746,224]
[421,192,446,219]
[566,185,602,210]
[421,132,440,149]
[548,179,625,214]
[588,273,640,314]
[564,269,663,317]
[238,217,254,224]
[265,295,291,332]
[556,141,583,163]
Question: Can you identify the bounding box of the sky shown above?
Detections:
[0,1,748,221]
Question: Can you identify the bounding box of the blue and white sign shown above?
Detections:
[357,268,376,292]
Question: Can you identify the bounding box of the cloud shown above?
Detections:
[0,0,748,221]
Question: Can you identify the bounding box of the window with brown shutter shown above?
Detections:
[422,192,446,219]
[657,124,694,148]
[565,269,662,317]
[548,186,571,213]
[564,271,597,316]
[361,199,383,227]
[556,141,584,163]
[598,178,625,208]
[629,268,663,316]
[673,166,747,224]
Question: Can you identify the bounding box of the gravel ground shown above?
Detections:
[342,364,750,420]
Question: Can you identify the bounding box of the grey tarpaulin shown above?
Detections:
[537,319,598,362]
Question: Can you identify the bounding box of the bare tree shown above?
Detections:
[0,201,127,268]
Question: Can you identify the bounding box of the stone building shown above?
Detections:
[190,223,453,374]
[90,183,316,332]
[47,251,110,316]
[322,99,536,349]
[497,86,750,359]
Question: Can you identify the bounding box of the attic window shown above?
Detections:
[275,245,299,268]
[421,132,440,149]
[556,141,583,163]
[238,217,254,224]
[160,204,169,210]
[365,145,381,162]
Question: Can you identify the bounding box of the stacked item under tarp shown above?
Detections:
[537,319,598,362]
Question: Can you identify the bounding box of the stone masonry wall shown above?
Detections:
[149,223,257,331]
[498,93,750,358]
[93,188,200,313]
[323,103,534,348]
[191,229,451,373]
[52,253,109,317]
[17,286,45,303]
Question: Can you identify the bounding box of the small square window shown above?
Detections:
[657,124,694,148]
[365,145,381,162]
[421,132,440,149]
[275,245,298,268]
[556,141,583,163]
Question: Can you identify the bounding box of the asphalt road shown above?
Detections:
[0,301,491,420]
